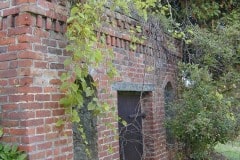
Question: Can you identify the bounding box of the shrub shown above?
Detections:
[167,64,239,159]
[0,143,27,160]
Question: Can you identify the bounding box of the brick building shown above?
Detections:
[0,0,181,159]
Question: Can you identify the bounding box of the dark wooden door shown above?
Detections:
[118,92,143,160]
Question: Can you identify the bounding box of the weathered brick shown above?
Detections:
[18,34,40,43]
[51,94,63,101]
[52,109,64,116]
[0,136,20,143]
[34,61,48,69]
[49,79,61,85]
[111,36,116,46]
[19,102,43,110]
[3,7,20,16]
[37,142,52,150]
[43,86,58,93]
[34,44,47,53]
[18,51,43,60]
[38,0,51,9]
[42,39,57,47]
[9,128,34,136]
[8,78,19,85]
[0,37,15,45]
[46,17,52,30]
[0,79,8,86]
[62,23,67,33]
[0,69,17,78]
[55,21,61,32]
[9,60,18,69]
[106,35,111,45]
[57,40,67,48]
[18,67,32,76]
[9,95,34,103]
[36,15,43,28]
[1,119,19,127]
[43,102,59,109]
[116,38,121,47]
[15,0,36,5]
[18,59,33,67]
[48,47,62,55]
[17,86,42,93]
[0,30,7,37]
[16,12,36,26]
[36,125,51,134]
[0,1,10,10]
[50,63,64,69]
[0,95,8,102]
[45,117,56,124]
[35,94,50,101]
[18,145,36,152]
[8,26,32,36]
[21,135,44,144]
[33,27,49,37]
[35,109,52,118]
[0,17,2,30]
[0,61,9,70]
[19,77,33,86]
[0,53,17,62]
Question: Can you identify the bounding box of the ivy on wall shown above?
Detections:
[58,0,158,158]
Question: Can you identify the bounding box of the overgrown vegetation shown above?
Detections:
[59,0,157,158]
[162,0,240,159]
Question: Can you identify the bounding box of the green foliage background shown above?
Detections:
[162,0,240,159]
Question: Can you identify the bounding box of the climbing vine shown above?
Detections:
[58,0,160,123]
[57,0,240,159]
[58,0,158,158]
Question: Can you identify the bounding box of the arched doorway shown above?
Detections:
[73,75,98,160]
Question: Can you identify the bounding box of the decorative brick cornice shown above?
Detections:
[0,0,68,33]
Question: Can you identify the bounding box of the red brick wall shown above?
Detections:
[0,1,180,160]
[93,10,180,160]
[0,0,73,159]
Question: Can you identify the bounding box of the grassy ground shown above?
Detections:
[215,139,240,160]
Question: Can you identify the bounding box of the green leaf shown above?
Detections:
[64,58,72,66]
[17,153,27,160]
[71,110,80,123]
[56,119,64,127]
[0,127,3,137]
[0,153,8,160]
[3,144,11,153]
[85,87,94,97]
[102,103,110,111]
[11,144,18,153]
[87,102,96,111]
[0,144,3,150]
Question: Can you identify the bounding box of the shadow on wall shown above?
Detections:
[164,82,176,159]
